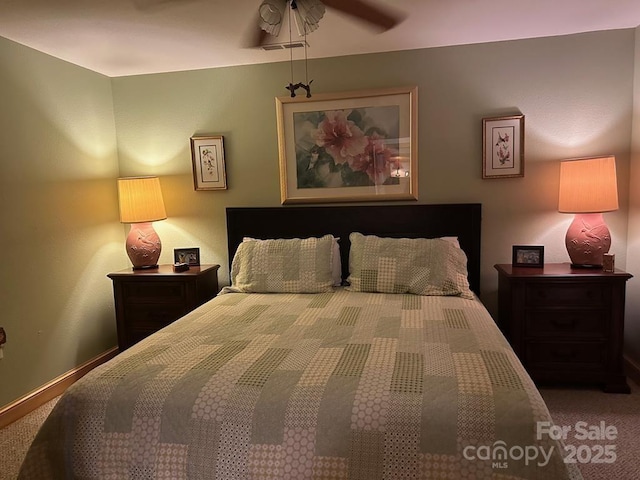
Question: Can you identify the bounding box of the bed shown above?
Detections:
[19,204,582,479]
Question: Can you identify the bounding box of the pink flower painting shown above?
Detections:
[294,105,401,189]
[312,110,367,164]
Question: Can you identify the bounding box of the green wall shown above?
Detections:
[112,29,634,307]
[625,25,640,365]
[1,28,638,410]
[0,37,125,408]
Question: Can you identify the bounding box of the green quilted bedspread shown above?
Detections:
[19,289,582,479]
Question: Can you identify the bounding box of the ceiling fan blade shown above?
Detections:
[132,0,177,9]
[250,27,271,48]
[321,0,404,31]
[242,11,272,48]
[132,0,198,12]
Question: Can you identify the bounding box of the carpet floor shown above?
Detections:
[540,380,640,480]
[1,396,59,480]
[1,382,639,479]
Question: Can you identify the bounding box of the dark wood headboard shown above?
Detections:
[226,204,482,294]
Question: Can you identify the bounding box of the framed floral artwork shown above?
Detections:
[482,114,524,179]
[190,135,227,190]
[275,86,418,204]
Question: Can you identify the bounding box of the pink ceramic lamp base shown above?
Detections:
[565,213,611,268]
[126,222,162,269]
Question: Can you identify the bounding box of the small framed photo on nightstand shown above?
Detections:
[174,247,200,266]
[512,245,544,267]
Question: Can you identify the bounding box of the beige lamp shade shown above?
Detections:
[558,156,618,268]
[117,176,167,223]
[117,176,166,269]
[558,156,618,213]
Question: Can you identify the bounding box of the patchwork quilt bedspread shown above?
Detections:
[19,289,582,479]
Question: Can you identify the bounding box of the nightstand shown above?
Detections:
[495,263,632,393]
[108,264,220,350]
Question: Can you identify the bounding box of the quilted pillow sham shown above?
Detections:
[228,235,336,293]
[242,236,342,286]
[346,232,474,298]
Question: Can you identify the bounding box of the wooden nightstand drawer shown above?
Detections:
[125,304,187,327]
[122,304,191,346]
[495,263,632,393]
[526,341,605,367]
[108,264,220,350]
[525,283,606,306]
[123,281,186,304]
[525,309,606,338]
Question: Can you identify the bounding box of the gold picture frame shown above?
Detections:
[482,114,525,179]
[190,135,227,191]
[276,86,418,204]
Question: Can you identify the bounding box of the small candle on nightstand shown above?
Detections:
[603,253,615,272]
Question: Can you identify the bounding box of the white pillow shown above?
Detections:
[346,232,473,298]
[231,235,336,293]
[242,235,341,287]
[441,236,460,248]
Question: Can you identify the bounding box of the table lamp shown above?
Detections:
[558,156,618,268]
[117,176,167,269]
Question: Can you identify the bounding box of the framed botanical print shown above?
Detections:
[482,115,524,179]
[190,135,227,190]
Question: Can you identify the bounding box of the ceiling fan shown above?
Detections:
[132,0,404,47]
[250,0,404,48]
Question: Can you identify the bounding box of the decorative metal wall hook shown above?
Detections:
[286,80,313,98]
[283,0,313,98]
[299,80,312,97]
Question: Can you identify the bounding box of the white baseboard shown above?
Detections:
[0,347,118,429]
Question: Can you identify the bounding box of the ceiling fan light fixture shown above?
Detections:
[259,0,288,36]
[292,0,325,36]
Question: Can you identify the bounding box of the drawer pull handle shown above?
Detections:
[551,318,576,329]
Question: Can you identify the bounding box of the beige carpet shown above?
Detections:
[0,397,59,480]
[1,383,639,479]
[540,381,640,480]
